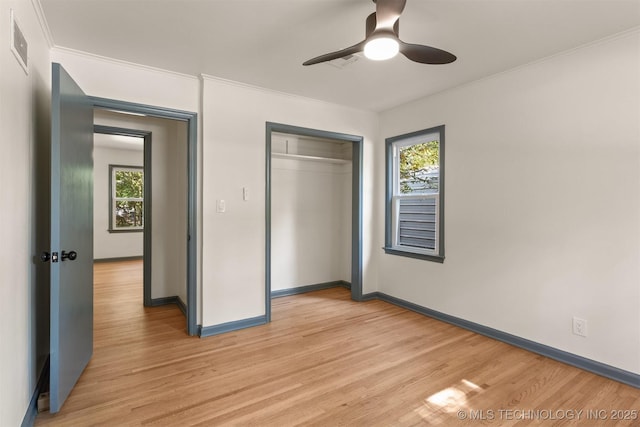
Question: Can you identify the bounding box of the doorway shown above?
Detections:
[265,122,363,322]
[93,124,154,307]
[91,98,198,335]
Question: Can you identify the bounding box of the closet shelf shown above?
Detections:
[272,152,350,164]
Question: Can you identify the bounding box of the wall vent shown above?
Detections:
[10,10,28,74]
[326,54,359,69]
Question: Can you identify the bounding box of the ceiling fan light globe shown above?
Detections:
[364,37,399,61]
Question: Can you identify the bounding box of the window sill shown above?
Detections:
[382,247,444,263]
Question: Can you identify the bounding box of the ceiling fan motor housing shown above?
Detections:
[366,13,400,38]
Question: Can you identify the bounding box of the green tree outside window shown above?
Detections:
[110,166,144,230]
[399,140,439,194]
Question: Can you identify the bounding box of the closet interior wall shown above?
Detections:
[271,133,352,292]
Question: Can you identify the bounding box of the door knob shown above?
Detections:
[61,250,77,261]
[41,252,51,262]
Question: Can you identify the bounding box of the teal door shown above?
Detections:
[49,63,94,413]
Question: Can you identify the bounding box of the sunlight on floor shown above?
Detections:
[415,379,484,421]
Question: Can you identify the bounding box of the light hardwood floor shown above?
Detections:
[36,260,639,426]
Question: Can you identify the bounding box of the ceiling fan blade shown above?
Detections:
[375,0,406,30]
[399,41,457,64]
[303,41,365,66]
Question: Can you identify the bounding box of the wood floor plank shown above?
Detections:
[35,260,640,426]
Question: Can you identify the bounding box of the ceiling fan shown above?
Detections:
[303,0,456,66]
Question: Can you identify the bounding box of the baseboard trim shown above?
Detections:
[21,355,50,427]
[199,315,267,338]
[271,280,351,298]
[359,291,380,302]
[363,291,640,389]
[175,296,187,316]
[93,256,143,263]
[150,296,187,316]
[198,281,351,338]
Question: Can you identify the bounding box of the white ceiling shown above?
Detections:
[40,0,640,112]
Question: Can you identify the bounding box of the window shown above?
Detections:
[109,165,144,232]
[384,125,444,262]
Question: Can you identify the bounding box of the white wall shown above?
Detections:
[93,136,144,259]
[271,156,352,291]
[94,110,188,302]
[201,76,379,326]
[51,47,199,113]
[378,31,640,374]
[0,1,51,424]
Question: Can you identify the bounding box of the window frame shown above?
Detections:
[384,125,445,263]
[108,164,144,233]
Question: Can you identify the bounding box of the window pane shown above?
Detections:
[115,170,143,198]
[115,200,143,228]
[399,140,439,194]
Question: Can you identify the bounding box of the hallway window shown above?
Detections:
[109,165,144,232]
[384,125,445,262]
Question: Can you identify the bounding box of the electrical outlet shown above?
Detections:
[572,317,588,337]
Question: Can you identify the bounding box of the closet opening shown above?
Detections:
[265,122,363,321]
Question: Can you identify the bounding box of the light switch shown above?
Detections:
[243,187,249,201]
[216,199,226,213]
